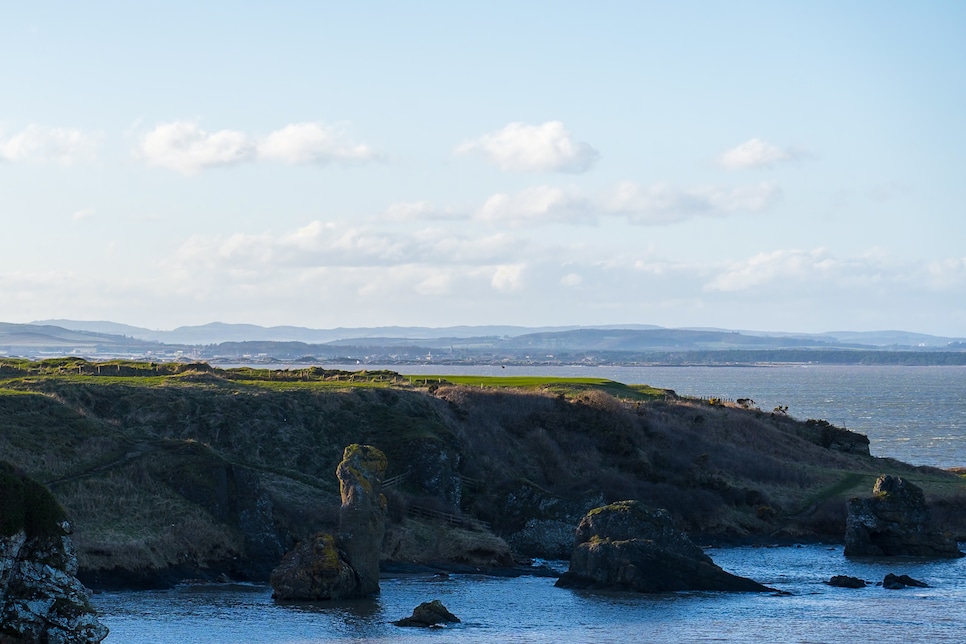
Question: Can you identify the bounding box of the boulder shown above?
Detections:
[0,463,108,643]
[844,475,963,558]
[555,500,772,593]
[393,599,461,627]
[271,444,388,600]
[883,573,928,590]
[828,575,867,588]
[268,533,359,600]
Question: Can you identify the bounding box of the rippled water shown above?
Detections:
[95,545,966,643]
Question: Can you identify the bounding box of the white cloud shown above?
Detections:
[718,138,799,170]
[606,181,780,224]
[560,272,582,287]
[138,120,376,174]
[71,207,96,221]
[388,180,779,227]
[704,248,889,293]
[477,186,594,224]
[455,121,599,173]
[0,125,100,164]
[383,201,466,222]
[139,121,254,175]
[491,264,525,291]
[257,122,376,164]
[414,272,453,296]
[170,220,525,271]
[926,257,966,290]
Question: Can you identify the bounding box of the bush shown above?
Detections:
[0,461,67,537]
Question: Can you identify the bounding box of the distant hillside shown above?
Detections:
[6,321,966,364]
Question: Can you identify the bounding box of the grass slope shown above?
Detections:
[1,358,963,583]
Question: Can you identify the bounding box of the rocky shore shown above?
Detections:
[1,364,964,590]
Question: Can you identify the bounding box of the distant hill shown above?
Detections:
[6,320,965,364]
[33,320,660,345]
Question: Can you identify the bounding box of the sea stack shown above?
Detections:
[270,444,388,600]
[555,500,772,593]
[844,474,963,558]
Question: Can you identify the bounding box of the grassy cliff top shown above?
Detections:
[1,358,964,583]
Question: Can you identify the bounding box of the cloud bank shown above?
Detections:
[384,180,779,227]
[137,121,377,175]
[0,125,100,164]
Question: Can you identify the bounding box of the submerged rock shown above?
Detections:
[555,500,772,593]
[0,463,108,643]
[271,444,387,600]
[844,475,963,558]
[393,599,460,627]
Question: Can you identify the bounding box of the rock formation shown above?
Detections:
[827,575,867,588]
[882,573,928,589]
[393,599,461,627]
[0,463,108,643]
[555,500,772,593]
[270,444,387,600]
[844,475,963,558]
[335,444,388,596]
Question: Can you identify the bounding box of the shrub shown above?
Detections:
[0,461,67,537]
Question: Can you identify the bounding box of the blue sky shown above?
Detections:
[2,2,965,334]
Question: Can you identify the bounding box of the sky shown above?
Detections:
[2,1,965,335]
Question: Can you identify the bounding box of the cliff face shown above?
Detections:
[2,366,965,589]
[0,464,107,643]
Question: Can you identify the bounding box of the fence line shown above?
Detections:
[407,504,491,532]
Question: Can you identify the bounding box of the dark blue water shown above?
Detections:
[95,545,966,643]
[93,365,966,641]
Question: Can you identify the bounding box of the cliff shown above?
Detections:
[0,462,108,642]
[1,359,964,588]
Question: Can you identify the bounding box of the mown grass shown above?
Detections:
[1,358,668,400]
[407,374,669,400]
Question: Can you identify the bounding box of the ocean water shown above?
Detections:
[92,365,966,642]
[95,546,966,643]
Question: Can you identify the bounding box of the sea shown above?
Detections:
[93,364,966,643]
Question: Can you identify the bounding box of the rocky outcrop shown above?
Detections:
[336,444,388,596]
[1,464,108,643]
[883,573,928,589]
[270,444,388,600]
[828,575,867,588]
[555,500,771,593]
[382,518,514,569]
[844,475,963,558]
[393,599,460,627]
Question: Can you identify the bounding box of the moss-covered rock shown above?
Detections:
[0,463,107,642]
[556,500,772,593]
